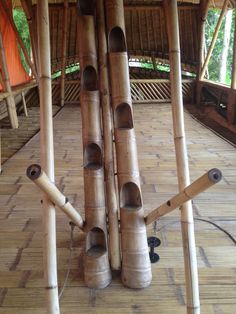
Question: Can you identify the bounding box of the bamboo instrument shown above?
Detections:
[164,0,200,313]
[146,168,222,225]
[37,2,60,312]
[96,0,121,271]
[105,0,152,288]
[0,30,18,129]
[78,3,112,289]
[27,164,84,229]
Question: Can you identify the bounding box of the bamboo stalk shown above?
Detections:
[200,0,229,80]
[21,92,28,117]
[96,0,121,271]
[164,1,200,313]
[27,164,84,229]
[146,168,222,225]
[37,2,60,313]
[60,0,69,106]
[0,30,18,129]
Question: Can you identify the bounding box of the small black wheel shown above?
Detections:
[147,236,161,248]
[149,252,160,263]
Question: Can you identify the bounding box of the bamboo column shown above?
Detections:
[60,0,69,107]
[105,0,152,288]
[0,30,18,129]
[78,1,111,289]
[37,1,60,313]
[96,0,121,271]
[164,1,200,313]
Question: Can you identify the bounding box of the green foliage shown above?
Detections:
[13,9,31,73]
[205,9,235,85]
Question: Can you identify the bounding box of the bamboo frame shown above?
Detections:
[21,92,28,117]
[78,5,112,289]
[37,1,60,313]
[164,0,200,313]
[27,164,84,229]
[200,0,229,80]
[146,168,222,225]
[105,0,151,289]
[96,0,121,271]
[0,0,37,79]
[0,30,18,129]
[60,0,69,106]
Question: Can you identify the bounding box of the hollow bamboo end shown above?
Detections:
[208,168,222,183]
[26,164,42,180]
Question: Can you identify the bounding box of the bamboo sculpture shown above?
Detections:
[105,0,152,288]
[77,1,112,289]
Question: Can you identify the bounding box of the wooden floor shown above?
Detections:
[0,103,236,314]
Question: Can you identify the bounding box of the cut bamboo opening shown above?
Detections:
[146,168,222,225]
[27,164,84,229]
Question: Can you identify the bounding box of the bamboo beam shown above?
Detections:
[21,91,28,117]
[145,168,222,225]
[27,164,84,229]
[164,1,200,313]
[60,0,69,106]
[200,0,229,80]
[20,0,39,77]
[0,30,18,129]
[0,0,37,79]
[37,1,60,313]
[96,0,121,271]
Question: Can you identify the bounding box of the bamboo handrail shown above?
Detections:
[0,80,37,101]
[164,0,200,312]
[37,1,60,312]
[200,0,229,80]
[145,168,222,225]
[27,164,84,229]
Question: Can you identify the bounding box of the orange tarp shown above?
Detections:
[0,0,31,91]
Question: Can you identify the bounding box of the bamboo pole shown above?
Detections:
[96,0,121,271]
[20,0,39,77]
[200,0,229,80]
[60,0,69,106]
[21,92,28,117]
[0,30,18,129]
[37,1,60,313]
[27,164,84,229]
[0,0,37,79]
[146,168,222,225]
[164,1,200,313]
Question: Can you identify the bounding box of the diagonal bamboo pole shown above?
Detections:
[60,0,69,107]
[164,1,200,313]
[200,0,229,80]
[0,0,37,79]
[37,1,60,313]
[0,30,18,129]
[96,0,121,271]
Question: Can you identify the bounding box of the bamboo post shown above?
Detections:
[20,0,39,77]
[0,0,37,79]
[78,3,112,289]
[60,0,69,106]
[96,0,121,271]
[164,1,200,313]
[27,164,84,229]
[37,1,60,313]
[0,30,18,129]
[105,0,152,288]
[146,168,222,225]
[200,0,229,80]
[21,92,28,117]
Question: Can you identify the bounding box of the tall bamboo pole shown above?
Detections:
[164,1,200,313]
[0,30,18,129]
[37,1,60,313]
[0,0,37,79]
[60,0,69,107]
[200,0,229,80]
[96,0,121,271]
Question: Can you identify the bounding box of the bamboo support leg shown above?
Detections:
[37,1,60,313]
[21,92,28,117]
[146,168,222,225]
[164,1,200,313]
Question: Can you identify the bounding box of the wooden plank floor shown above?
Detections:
[0,103,236,314]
